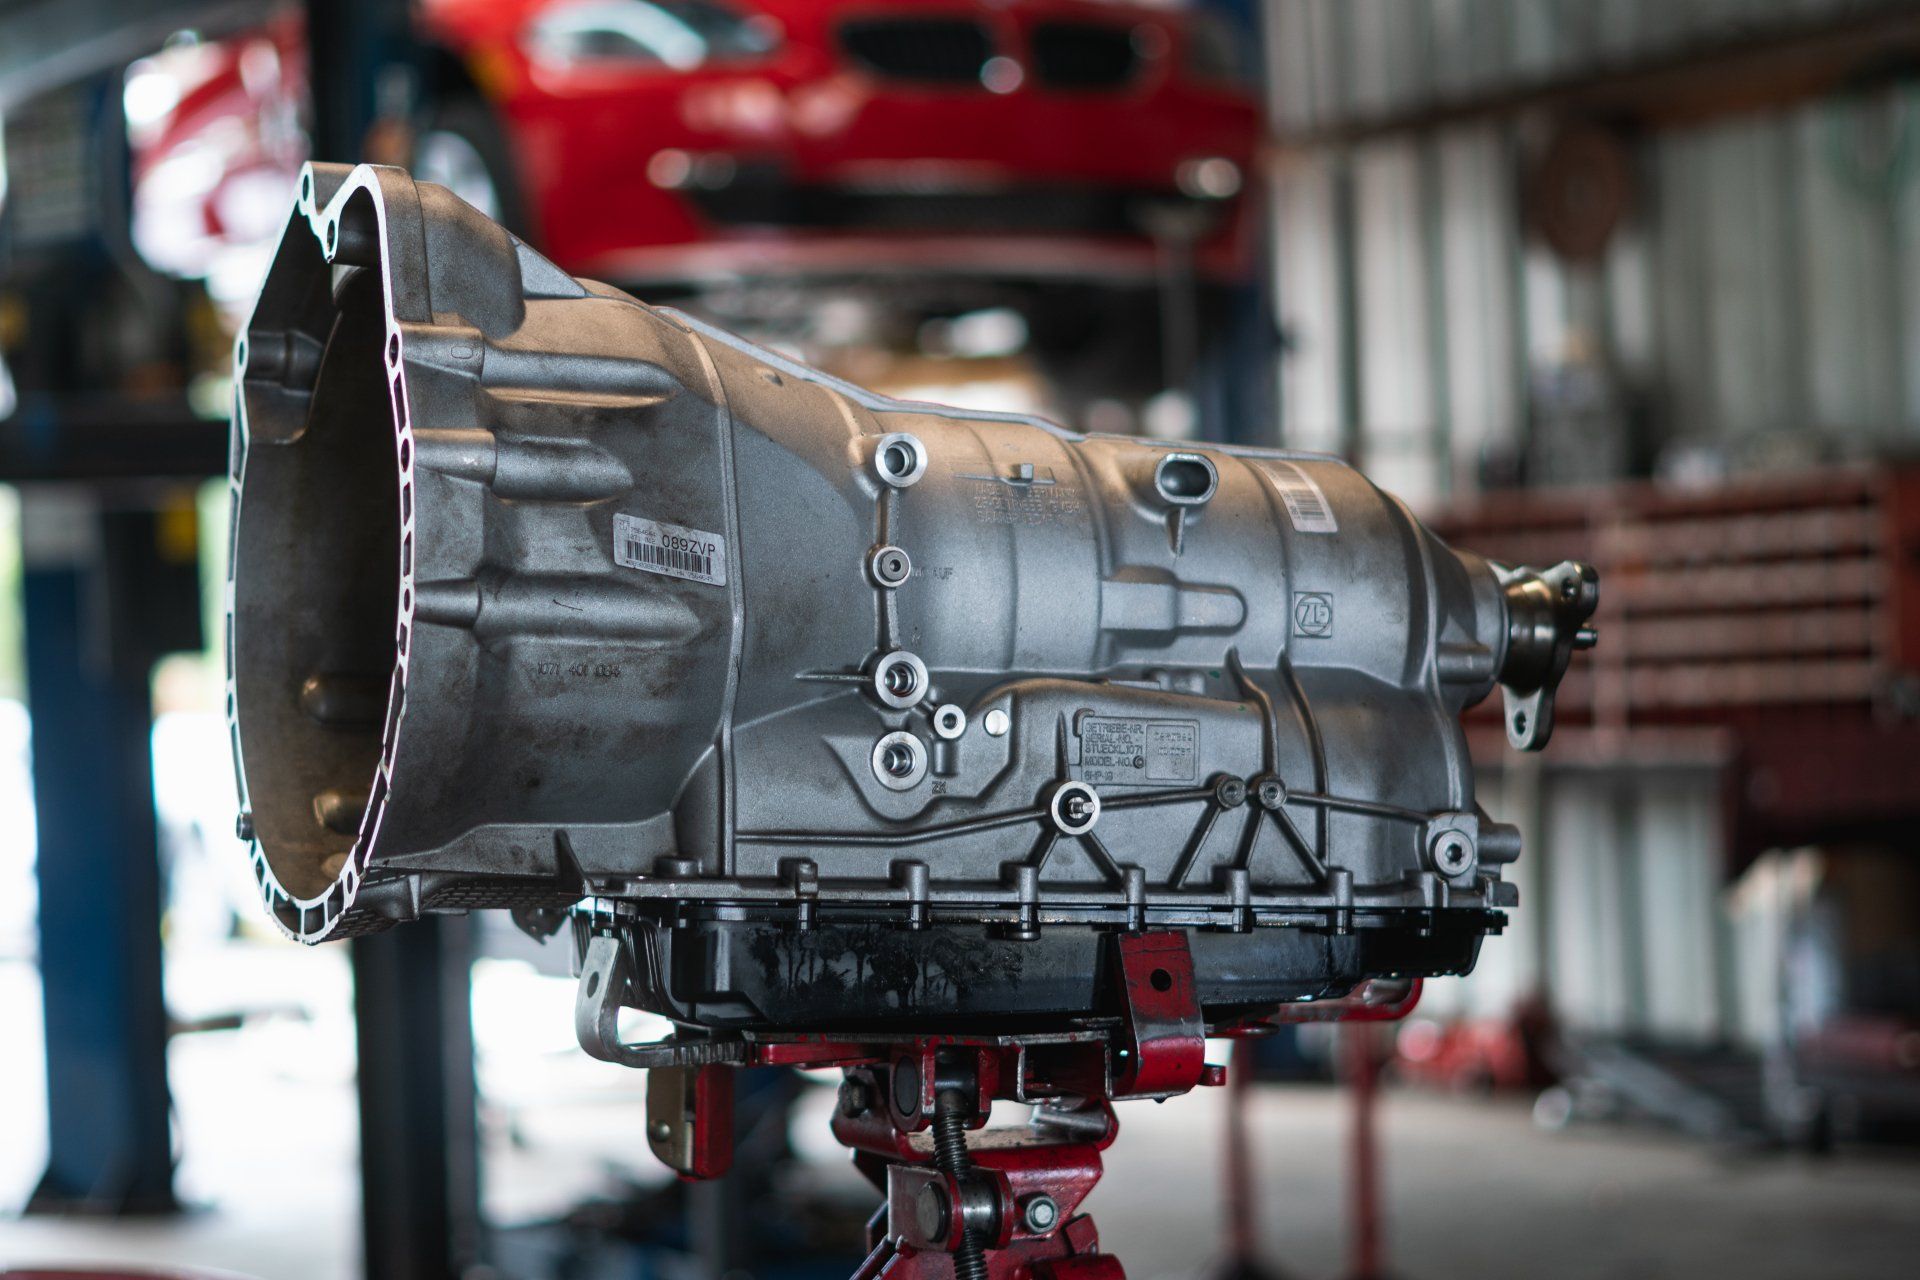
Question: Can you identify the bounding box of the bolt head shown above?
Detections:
[1050,782,1101,834]
[1431,831,1475,877]
[914,1183,951,1242]
[838,1078,872,1118]
[235,811,255,842]
[891,1058,923,1117]
[1021,1194,1060,1233]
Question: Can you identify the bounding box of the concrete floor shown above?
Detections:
[5,952,1919,1280]
[1100,1087,1920,1280]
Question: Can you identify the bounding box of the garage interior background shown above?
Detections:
[2,2,1918,1279]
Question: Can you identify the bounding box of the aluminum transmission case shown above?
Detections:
[229,165,1596,1032]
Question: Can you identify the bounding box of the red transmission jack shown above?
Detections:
[639,931,1422,1280]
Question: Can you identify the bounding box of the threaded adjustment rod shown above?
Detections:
[932,1087,988,1280]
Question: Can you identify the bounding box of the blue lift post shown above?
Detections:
[350,914,482,1278]
[23,493,195,1214]
[5,65,211,1216]
[1193,0,1280,449]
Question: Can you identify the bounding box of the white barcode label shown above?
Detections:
[614,513,727,586]
[1258,461,1339,535]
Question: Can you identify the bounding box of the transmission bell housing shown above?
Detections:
[229,165,1597,1034]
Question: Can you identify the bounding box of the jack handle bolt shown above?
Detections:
[1020,1193,1061,1235]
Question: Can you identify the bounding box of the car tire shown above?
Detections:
[414,95,530,241]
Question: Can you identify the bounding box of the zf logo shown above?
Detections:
[1292,592,1334,638]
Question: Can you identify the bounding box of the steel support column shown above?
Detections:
[352,916,483,1280]
[306,6,483,1275]
[22,492,181,1214]
[1194,0,1279,448]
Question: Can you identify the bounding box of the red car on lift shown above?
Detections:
[130,0,1261,340]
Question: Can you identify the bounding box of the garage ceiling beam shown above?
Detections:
[1276,4,1920,150]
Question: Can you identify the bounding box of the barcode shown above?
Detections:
[613,513,727,586]
[1280,481,1330,526]
[1260,462,1339,535]
[625,538,710,578]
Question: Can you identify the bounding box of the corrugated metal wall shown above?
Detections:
[1267,0,1920,508]
[1415,768,1730,1041]
[1260,0,1917,1044]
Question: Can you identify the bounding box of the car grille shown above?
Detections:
[1031,22,1140,90]
[839,18,993,84]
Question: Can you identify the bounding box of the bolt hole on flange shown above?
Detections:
[869,543,912,588]
[1149,967,1173,992]
[874,432,929,488]
[932,703,967,739]
[871,731,928,791]
[873,650,929,709]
